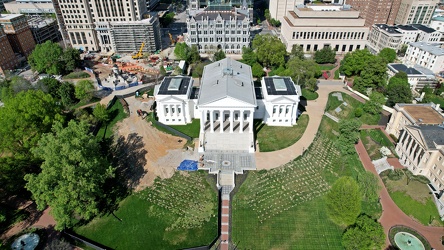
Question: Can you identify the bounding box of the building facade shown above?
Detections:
[387,63,437,89]
[346,0,401,27]
[280,4,369,53]
[395,0,438,25]
[54,0,160,53]
[429,15,444,41]
[395,125,444,219]
[0,14,35,57]
[154,58,301,153]
[4,0,54,15]
[368,23,442,53]
[28,16,61,44]
[403,41,444,73]
[0,25,19,74]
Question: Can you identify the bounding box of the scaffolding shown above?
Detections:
[27,16,61,44]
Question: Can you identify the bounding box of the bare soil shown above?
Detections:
[115,96,198,191]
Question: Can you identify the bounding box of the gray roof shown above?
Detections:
[411,24,436,33]
[264,77,299,95]
[388,63,422,75]
[157,76,192,95]
[197,58,256,106]
[409,42,444,56]
[396,25,418,31]
[417,125,444,149]
[374,24,401,34]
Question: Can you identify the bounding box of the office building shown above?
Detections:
[28,16,61,44]
[403,41,444,73]
[395,0,438,25]
[0,13,35,57]
[0,25,19,74]
[4,0,55,15]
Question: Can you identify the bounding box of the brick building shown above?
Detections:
[0,25,18,75]
[0,14,36,57]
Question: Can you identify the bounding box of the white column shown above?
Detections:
[249,110,253,133]
[409,143,418,160]
[219,110,224,133]
[210,110,214,133]
[170,104,173,117]
[230,110,234,133]
[200,109,205,132]
[240,110,244,133]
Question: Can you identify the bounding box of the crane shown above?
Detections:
[132,42,145,59]
[168,33,175,45]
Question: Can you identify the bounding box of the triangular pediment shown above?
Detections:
[268,96,297,103]
[157,95,185,103]
[199,96,256,108]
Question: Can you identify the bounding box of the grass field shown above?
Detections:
[75,171,218,250]
[96,100,128,139]
[317,64,336,71]
[325,92,380,125]
[169,119,200,138]
[63,71,91,79]
[255,114,309,152]
[381,171,444,226]
[302,89,319,100]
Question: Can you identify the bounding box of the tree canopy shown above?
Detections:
[28,41,63,75]
[58,82,76,107]
[378,48,397,63]
[61,48,81,72]
[174,43,200,64]
[213,49,226,61]
[386,72,412,106]
[242,47,258,66]
[93,104,109,123]
[0,90,62,158]
[363,91,385,115]
[37,77,61,99]
[252,63,265,78]
[337,119,362,155]
[290,44,304,60]
[285,57,321,89]
[75,80,95,101]
[326,176,361,226]
[25,120,114,230]
[342,215,385,250]
[252,34,286,67]
[314,46,336,64]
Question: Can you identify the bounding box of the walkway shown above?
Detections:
[355,140,444,249]
[255,80,347,170]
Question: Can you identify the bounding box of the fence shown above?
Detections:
[345,86,395,114]
[63,230,111,250]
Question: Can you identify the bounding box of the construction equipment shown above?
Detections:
[132,42,145,59]
[168,33,175,45]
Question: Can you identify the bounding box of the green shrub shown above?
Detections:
[63,71,90,79]
[354,107,363,117]
[384,169,404,181]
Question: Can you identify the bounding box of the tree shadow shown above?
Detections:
[298,97,307,113]
[253,119,265,139]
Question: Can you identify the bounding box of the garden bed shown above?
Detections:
[360,129,396,160]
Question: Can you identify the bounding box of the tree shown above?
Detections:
[352,56,387,92]
[93,104,109,123]
[75,79,95,101]
[363,91,385,115]
[398,44,408,56]
[340,49,374,77]
[192,61,209,80]
[213,49,226,61]
[242,47,258,66]
[174,42,189,60]
[378,48,397,63]
[61,48,81,73]
[187,45,200,64]
[326,176,361,226]
[264,9,271,21]
[37,77,61,99]
[9,76,33,94]
[28,41,63,75]
[285,57,321,87]
[342,215,385,250]
[386,72,412,106]
[58,82,76,107]
[0,90,61,157]
[252,34,287,67]
[290,44,304,60]
[314,46,336,64]
[358,171,380,202]
[305,78,318,92]
[25,120,114,230]
[160,12,175,27]
[159,65,167,76]
[252,63,265,78]
[337,119,362,155]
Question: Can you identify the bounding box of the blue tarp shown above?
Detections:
[177,160,198,171]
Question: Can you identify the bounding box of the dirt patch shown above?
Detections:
[115,96,198,191]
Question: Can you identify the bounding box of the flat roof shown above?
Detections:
[264,77,298,95]
[411,24,436,33]
[0,14,23,21]
[255,87,264,99]
[389,63,422,75]
[374,24,401,34]
[409,42,444,56]
[403,106,444,125]
[157,76,192,95]
[396,25,418,31]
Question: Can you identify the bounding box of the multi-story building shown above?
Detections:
[185,7,251,54]
[388,104,444,220]
[54,0,160,53]
[368,23,442,53]
[28,16,61,44]
[387,63,437,89]
[0,25,19,74]
[395,0,438,25]
[0,13,35,57]
[346,0,401,27]
[280,4,369,53]
[429,15,444,41]
[0,0,13,13]
[403,41,444,73]
[4,0,55,16]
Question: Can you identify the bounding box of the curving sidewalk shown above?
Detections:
[356,140,444,249]
[255,80,347,170]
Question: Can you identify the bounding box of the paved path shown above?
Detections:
[256,80,347,170]
[355,140,444,249]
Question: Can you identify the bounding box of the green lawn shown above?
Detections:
[381,171,444,226]
[428,95,444,107]
[302,88,319,100]
[169,119,200,138]
[255,114,309,152]
[334,70,340,80]
[317,64,336,71]
[75,171,218,250]
[70,97,101,110]
[96,100,128,139]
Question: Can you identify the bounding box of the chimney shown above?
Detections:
[241,82,244,86]
[436,104,440,111]
[217,80,219,84]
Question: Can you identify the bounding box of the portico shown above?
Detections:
[199,109,254,133]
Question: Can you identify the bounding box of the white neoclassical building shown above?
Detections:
[154,58,301,154]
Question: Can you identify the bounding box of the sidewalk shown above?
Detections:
[355,140,444,249]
